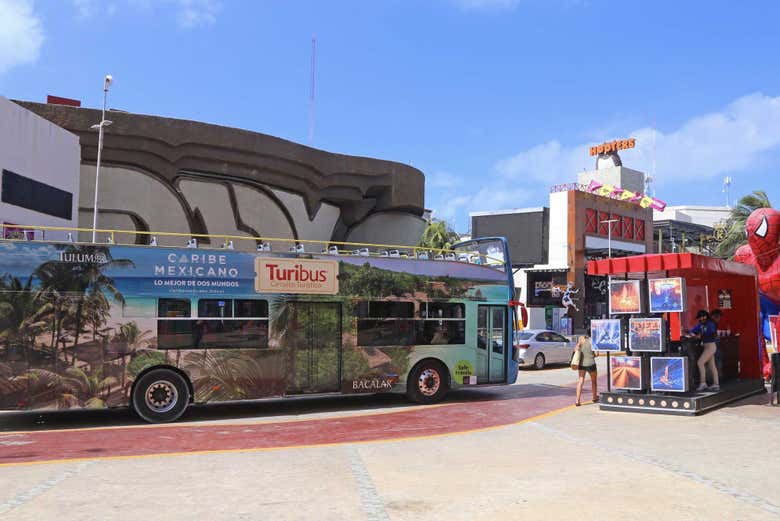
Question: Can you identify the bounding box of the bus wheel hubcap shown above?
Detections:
[418,369,440,397]
[145,381,178,413]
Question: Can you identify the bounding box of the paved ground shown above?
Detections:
[1,359,779,520]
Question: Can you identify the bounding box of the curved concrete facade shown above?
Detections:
[16,101,426,249]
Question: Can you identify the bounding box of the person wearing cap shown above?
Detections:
[688,309,720,392]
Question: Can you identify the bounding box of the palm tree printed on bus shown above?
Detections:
[34,245,133,363]
[183,349,284,402]
[0,244,138,409]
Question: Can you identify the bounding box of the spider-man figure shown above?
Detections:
[733,208,780,379]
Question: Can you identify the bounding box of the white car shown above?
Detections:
[515,329,575,369]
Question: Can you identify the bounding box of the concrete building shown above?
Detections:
[470,207,549,268]
[470,146,656,333]
[0,97,80,241]
[12,98,427,249]
[578,165,645,194]
[520,186,654,331]
[652,206,730,255]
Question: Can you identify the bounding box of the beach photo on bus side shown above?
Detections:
[0,240,511,411]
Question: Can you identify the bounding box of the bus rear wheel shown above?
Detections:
[407,361,449,405]
[132,368,190,423]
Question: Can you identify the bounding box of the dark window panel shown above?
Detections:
[1,169,73,220]
[357,319,416,346]
[158,319,268,349]
[417,320,466,345]
[424,302,465,319]
[235,299,269,318]
[356,301,415,319]
[158,298,190,318]
[198,299,233,318]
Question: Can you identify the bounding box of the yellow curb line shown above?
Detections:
[0,402,582,468]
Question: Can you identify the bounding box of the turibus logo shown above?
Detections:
[255,257,339,294]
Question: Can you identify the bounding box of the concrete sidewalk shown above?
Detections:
[2,361,779,520]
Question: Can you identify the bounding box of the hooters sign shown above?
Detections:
[255,258,339,294]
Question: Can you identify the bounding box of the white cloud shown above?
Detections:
[70,0,221,28]
[175,0,220,28]
[0,0,44,75]
[431,92,780,226]
[494,92,780,189]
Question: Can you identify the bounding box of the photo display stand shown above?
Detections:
[590,254,767,416]
[604,275,673,396]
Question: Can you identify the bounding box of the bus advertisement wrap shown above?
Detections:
[0,239,515,420]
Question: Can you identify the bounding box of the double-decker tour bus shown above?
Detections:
[0,226,517,422]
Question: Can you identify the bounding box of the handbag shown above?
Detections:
[570,350,582,370]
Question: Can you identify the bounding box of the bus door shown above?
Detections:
[286,302,341,394]
[476,305,507,384]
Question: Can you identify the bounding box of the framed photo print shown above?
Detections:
[609,280,642,315]
[591,319,622,352]
[610,356,644,390]
[648,277,686,313]
[628,317,664,352]
[650,357,689,392]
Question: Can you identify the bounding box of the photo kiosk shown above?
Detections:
[587,253,765,416]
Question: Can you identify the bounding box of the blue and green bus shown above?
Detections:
[0,230,517,422]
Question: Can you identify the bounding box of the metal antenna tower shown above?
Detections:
[309,36,316,145]
[647,123,657,197]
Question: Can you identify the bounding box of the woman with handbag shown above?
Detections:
[573,328,598,406]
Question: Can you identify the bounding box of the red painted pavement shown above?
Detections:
[0,382,598,465]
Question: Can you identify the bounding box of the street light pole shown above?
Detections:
[91,75,114,243]
[600,217,620,394]
[601,219,619,258]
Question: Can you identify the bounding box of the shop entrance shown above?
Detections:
[476,305,507,383]
[286,302,341,394]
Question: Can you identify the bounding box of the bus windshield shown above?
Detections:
[452,238,509,273]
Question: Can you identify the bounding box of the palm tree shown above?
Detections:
[417,219,461,252]
[83,291,111,342]
[0,275,52,352]
[184,350,268,401]
[17,368,77,409]
[63,366,117,408]
[34,245,133,365]
[715,190,773,258]
[114,321,153,392]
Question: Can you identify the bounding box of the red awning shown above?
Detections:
[587,253,757,277]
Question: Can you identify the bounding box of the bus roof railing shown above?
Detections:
[0,223,509,269]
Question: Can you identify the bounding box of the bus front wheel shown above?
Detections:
[407,360,449,405]
[132,368,190,423]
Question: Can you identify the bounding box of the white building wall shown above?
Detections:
[0,97,80,241]
[654,206,730,228]
[547,191,569,268]
[578,166,645,194]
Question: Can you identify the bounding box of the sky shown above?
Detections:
[2,0,780,233]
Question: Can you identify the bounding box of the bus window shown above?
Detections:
[423,302,465,319]
[356,301,414,319]
[417,302,466,345]
[356,300,415,346]
[158,298,269,349]
[198,299,233,318]
[235,299,269,318]
[477,307,489,349]
[418,320,465,345]
[158,298,190,318]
